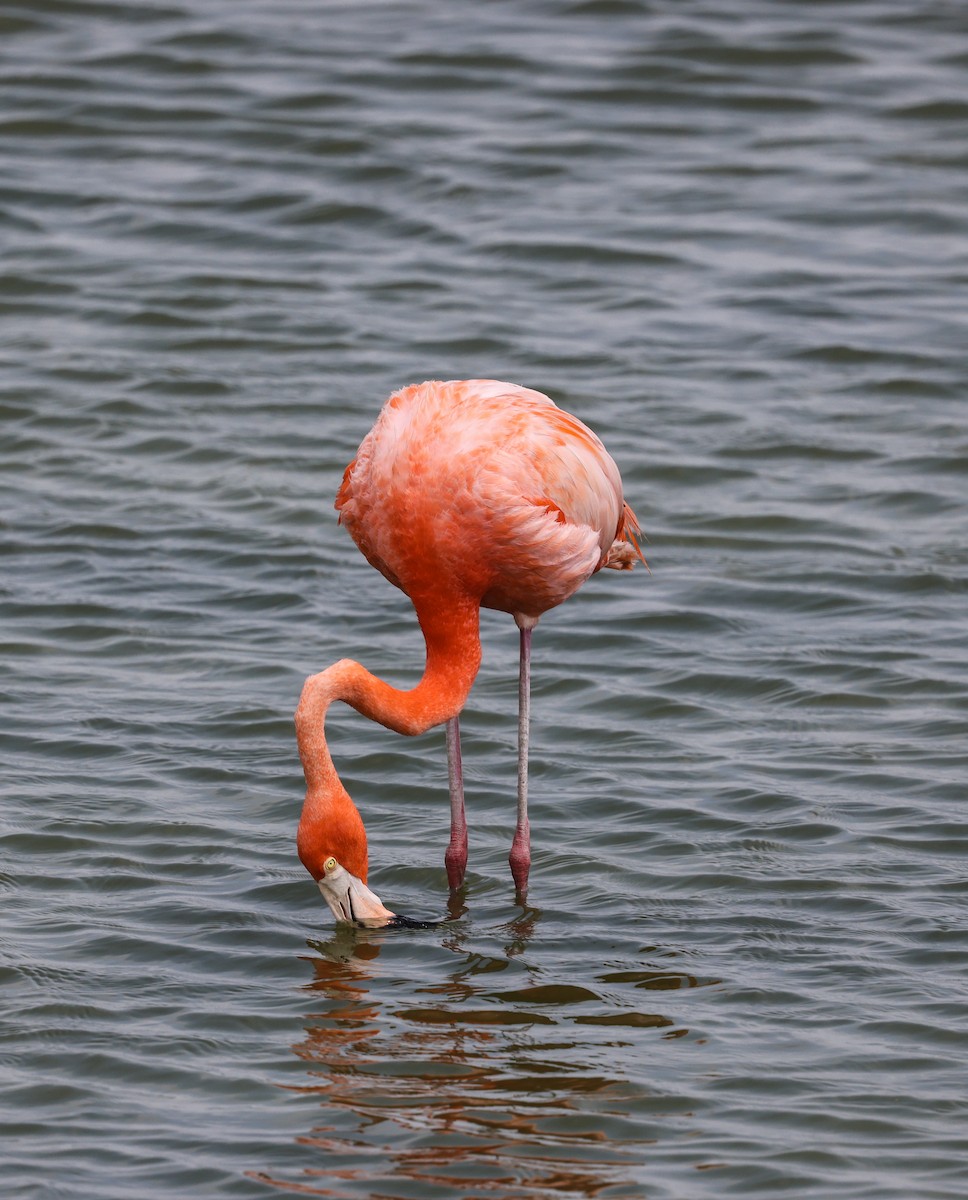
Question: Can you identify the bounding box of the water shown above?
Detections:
[3,1,968,1196]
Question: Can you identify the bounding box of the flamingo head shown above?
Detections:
[296,793,395,927]
[313,855,397,927]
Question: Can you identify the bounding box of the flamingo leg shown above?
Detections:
[444,715,468,890]
[509,624,532,898]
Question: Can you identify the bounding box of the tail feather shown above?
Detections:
[604,502,648,571]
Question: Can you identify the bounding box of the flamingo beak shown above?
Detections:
[317,858,396,928]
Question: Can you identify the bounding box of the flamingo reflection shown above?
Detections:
[248,923,691,1198]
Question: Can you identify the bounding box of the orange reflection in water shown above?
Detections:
[250,915,701,1199]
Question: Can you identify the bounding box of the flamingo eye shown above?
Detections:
[323,856,338,874]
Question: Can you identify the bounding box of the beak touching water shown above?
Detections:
[317,857,397,928]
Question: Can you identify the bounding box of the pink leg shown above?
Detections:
[509,624,533,898]
[444,715,468,890]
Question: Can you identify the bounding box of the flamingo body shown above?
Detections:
[295,379,641,923]
[337,379,631,621]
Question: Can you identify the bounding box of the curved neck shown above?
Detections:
[294,595,482,882]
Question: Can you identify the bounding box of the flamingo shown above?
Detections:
[294,379,643,926]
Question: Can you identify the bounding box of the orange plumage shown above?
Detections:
[295,379,642,922]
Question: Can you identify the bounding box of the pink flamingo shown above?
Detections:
[294,379,643,925]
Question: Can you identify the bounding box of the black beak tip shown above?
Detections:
[383,912,442,930]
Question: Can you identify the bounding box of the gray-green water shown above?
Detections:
[3,2,968,1197]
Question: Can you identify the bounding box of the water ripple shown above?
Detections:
[3,1,968,1197]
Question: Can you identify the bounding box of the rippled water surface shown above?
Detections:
[4,1,968,1196]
